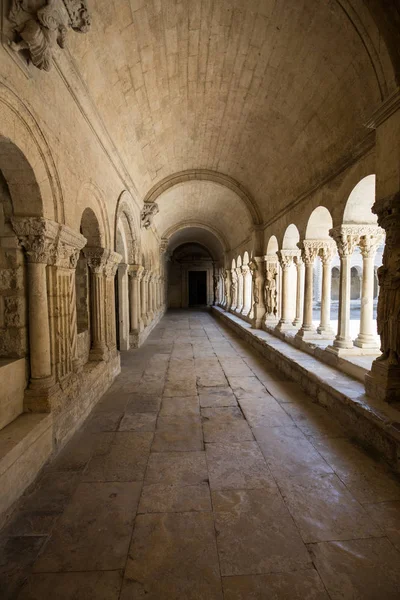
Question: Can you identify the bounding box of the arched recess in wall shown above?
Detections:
[266,235,279,256]
[163,221,229,254]
[114,191,140,264]
[0,80,64,222]
[76,182,110,249]
[0,138,46,429]
[75,207,103,365]
[306,207,333,240]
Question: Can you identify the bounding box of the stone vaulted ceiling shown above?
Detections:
[69,0,396,245]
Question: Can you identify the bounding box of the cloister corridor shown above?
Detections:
[2,310,400,599]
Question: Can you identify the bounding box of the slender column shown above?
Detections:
[317,243,336,337]
[105,252,121,354]
[276,251,296,331]
[128,265,143,333]
[140,269,148,327]
[230,269,238,311]
[249,257,266,328]
[28,261,53,382]
[241,265,251,315]
[293,255,304,327]
[295,241,319,339]
[84,248,109,361]
[365,193,400,402]
[147,272,154,321]
[224,269,232,311]
[235,267,243,313]
[355,232,384,348]
[328,227,359,351]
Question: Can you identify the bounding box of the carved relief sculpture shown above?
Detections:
[140,203,159,229]
[265,264,277,317]
[9,0,91,71]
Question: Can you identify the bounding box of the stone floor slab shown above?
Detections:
[119,412,157,432]
[144,451,208,485]
[17,571,122,600]
[203,420,254,443]
[309,537,400,600]
[222,569,329,599]
[239,397,294,427]
[138,483,212,513]
[120,512,223,599]
[206,442,274,490]
[159,396,200,417]
[33,482,140,572]
[213,488,312,576]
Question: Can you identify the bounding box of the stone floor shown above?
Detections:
[2,310,400,599]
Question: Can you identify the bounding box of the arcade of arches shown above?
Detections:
[1,1,400,598]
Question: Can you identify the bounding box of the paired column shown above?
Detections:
[84,248,110,361]
[249,257,266,328]
[354,231,384,349]
[365,192,400,402]
[328,227,359,352]
[276,250,297,331]
[317,242,336,337]
[296,241,319,340]
[140,269,149,327]
[293,255,304,327]
[128,265,143,333]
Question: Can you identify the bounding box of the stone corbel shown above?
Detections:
[141,203,159,229]
[8,0,91,72]
[104,251,122,278]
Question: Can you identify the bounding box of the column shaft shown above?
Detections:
[28,262,52,381]
[293,258,304,327]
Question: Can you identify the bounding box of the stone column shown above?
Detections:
[296,241,319,340]
[84,248,110,361]
[140,269,148,327]
[230,269,238,312]
[235,267,243,313]
[104,252,121,354]
[128,265,143,333]
[293,255,304,327]
[355,230,384,349]
[147,272,154,322]
[365,193,400,402]
[276,251,297,331]
[241,265,251,316]
[249,257,266,328]
[317,242,336,338]
[328,226,359,352]
[224,269,232,311]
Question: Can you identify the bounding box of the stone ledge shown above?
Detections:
[130,308,166,348]
[212,306,400,473]
[0,413,53,525]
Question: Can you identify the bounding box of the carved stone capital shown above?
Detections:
[141,203,159,229]
[278,249,298,270]
[317,241,337,265]
[299,241,320,265]
[372,192,400,251]
[83,247,109,274]
[359,231,385,258]
[11,217,86,266]
[104,252,122,278]
[128,264,144,279]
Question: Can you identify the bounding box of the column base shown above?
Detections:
[292,318,302,327]
[295,326,319,340]
[316,324,336,339]
[275,319,296,332]
[354,334,380,350]
[25,377,60,412]
[365,357,400,403]
[89,346,109,361]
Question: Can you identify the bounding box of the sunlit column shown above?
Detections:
[295,241,319,339]
[249,257,266,328]
[328,226,358,351]
[236,267,243,313]
[293,255,304,327]
[317,242,336,337]
[230,269,238,312]
[355,230,384,349]
[241,265,251,315]
[276,251,296,331]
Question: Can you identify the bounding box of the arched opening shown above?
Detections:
[340,174,384,348]
[0,138,45,430]
[168,242,214,308]
[77,207,102,364]
[331,267,340,301]
[277,224,300,329]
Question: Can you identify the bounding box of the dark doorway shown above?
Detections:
[189,271,207,306]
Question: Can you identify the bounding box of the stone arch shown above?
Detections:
[306,207,333,239]
[114,191,139,264]
[80,207,102,247]
[163,221,229,253]
[0,80,64,222]
[76,182,110,248]
[143,169,262,226]
[282,224,300,250]
[343,174,377,225]
[266,235,279,256]
[243,251,250,266]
